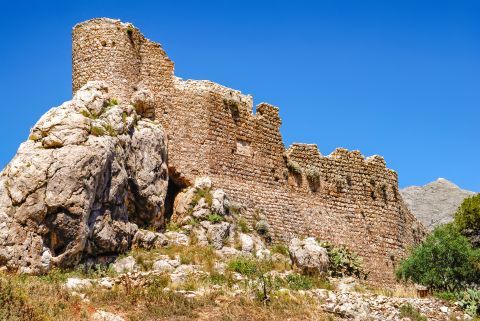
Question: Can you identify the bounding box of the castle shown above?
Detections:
[72,18,425,284]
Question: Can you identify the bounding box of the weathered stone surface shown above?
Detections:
[401,178,476,230]
[206,222,231,250]
[91,310,126,321]
[65,277,93,290]
[152,255,180,273]
[0,81,168,273]
[164,231,190,246]
[289,237,329,274]
[112,256,138,274]
[132,229,169,250]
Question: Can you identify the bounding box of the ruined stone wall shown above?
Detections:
[72,18,426,285]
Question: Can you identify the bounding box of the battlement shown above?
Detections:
[72,18,425,285]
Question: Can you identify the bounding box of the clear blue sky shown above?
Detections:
[0,0,478,191]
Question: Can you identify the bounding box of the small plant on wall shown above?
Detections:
[286,159,302,175]
[305,167,320,192]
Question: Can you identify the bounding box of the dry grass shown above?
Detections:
[0,269,333,321]
[369,284,419,298]
[128,245,219,275]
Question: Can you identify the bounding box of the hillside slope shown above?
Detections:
[400,178,476,230]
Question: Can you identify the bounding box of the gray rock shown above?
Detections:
[152,256,180,273]
[401,178,476,230]
[194,177,211,190]
[211,189,228,215]
[164,231,190,246]
[133,229,168,249]
[0,81,168,274]
[239,233,254,253]
[206,222,231,250]
[91,310,126,321]
[216,246,241,258]
[288,237,329,274]
[65,277,93,290]
[112,256,138,274]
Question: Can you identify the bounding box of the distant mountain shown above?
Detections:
[400,178,476,230]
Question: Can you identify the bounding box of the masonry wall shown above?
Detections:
[72,18,426,285]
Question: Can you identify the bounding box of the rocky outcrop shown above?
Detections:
[401,178,476,230]
[0,81,168,273]
[289,237,329,274]
[170,177,269,256]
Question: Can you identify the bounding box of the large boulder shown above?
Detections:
[0,81,168,274]
[289,237,329,274]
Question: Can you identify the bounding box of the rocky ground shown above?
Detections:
[1,176,471,320]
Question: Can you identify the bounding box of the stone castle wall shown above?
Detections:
[72,18,425,284]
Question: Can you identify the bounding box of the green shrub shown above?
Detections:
[457,288,480,317]
[166,221,181,232]
[104,98,119,108]
[227,257,259,277]
[207,213,223,224]
[190,188,212,208]
[454,194,480,232]
[90,125,105,136]
[270,244,289,257]
[104,123,117,137]
[237,217,251,233]
[433,291,457,302]
[285,274,313,290]
[321,242,366,279]
[399,303,427,321]
[396,224,480,291]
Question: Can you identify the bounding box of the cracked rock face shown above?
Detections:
[0,81,168,274]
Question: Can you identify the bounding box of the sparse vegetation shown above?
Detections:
[126,26,134,38]
[190,187,213,208]
[305,167,321,191]
[237,216,251,233]
[104,123,117,137]
[321,242,367,279]
[286,159,302,175]
[90,125,106,136]
[270,244,289,257]
[104,98,119,108]
[228,256,261,277]
[207,213,224,223]
[166,221,181,232]
[399,303,428,321]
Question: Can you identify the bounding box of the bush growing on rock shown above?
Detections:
[396,223,480,291]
